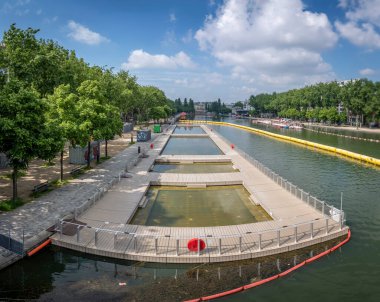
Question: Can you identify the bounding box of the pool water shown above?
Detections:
[130,186,272,227]
[173,126,205,134]
[151,162,238,173]
[161,137,223,155]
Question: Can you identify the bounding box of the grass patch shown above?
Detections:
[50,179,69,187]
[98,156,111,164]
[42,161,56,167]
[3,170,27,180]
[129,141,136,145]
[0,198,25,211]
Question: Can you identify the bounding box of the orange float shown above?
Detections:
[187,238,206,252]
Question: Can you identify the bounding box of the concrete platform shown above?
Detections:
[52,124,349,263]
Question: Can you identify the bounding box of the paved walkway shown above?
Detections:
[52,124,348,263]
[0,129,171,270]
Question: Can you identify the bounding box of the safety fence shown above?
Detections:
[55,216,343,259]
[204,124,346,226]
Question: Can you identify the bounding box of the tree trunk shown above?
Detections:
[105,140,108,158]
[60,150,64,181]
[12,166,18,201]
[96,141,100,164]
[87,141,91,168]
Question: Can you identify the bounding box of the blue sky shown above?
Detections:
[1,0,380,103]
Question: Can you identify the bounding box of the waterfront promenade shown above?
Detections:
[0,131,165,270]
[52,124,348,263]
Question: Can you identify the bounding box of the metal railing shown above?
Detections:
[56,217,343,257]
[206,125,346,226]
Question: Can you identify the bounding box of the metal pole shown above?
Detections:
[310,222,314,239]
[94,229,98,246]
[322,202,325,216]
[277,230,281,247]
[218,238,222,255]
[77,225,81,242]
[155,237,158,255]
[176,239,179,256]
[325,218,329,234]
[239,236,242,253]
[198,238,201,256]
[114,232,117,249]
[258,234,262,250]
[294,226,298,243]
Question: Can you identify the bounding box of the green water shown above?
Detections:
[1,121,380,301]
[130,186,271,227]
[173,125,205,134]
[229,118,380,159]
[161,137,223,155]
[151,162,238,173]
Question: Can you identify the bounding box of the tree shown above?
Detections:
[0,81,47,201]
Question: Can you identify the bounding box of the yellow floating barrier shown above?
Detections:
[180,120,380,167]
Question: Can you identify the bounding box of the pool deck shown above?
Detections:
[51,124,348,263]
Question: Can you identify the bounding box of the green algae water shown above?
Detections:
[151,162,238,173]
[1,121,380,301]
[161,137,223,155]
[130,185,271,227]
[173,125,205,134]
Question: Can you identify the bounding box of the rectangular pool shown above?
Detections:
[151,162,238,173]
[161,137,223,155]
[130,185,272,227]
[173,126,205,134]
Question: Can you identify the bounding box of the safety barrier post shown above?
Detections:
[310,223,314,239]
[134,235,137,253]
[322,202,325,216]
[258,234,262,251]
[277,230,281,247]
[95,229,99,247]
[198,238,201,256]
[325,219,329,234]
[60,221,63,239]
[314,197,317,209]
[218,238,222,255]
[307,193,310,205]
[294,226,298,243]
[76,225,81,242]
[176,239,179,256]
[155,237,158,255]
[239,237,242,253]
[113,232,117,249]
[301,189,303,201]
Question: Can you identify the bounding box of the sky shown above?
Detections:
[1,0,380,103]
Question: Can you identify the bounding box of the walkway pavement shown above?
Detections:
[52,124,348,263]
[0,129,169,270]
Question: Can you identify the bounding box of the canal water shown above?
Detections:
[232,118,380,159]
[161,137,223,155]
[1,121,379,301]
[151,162,237,173]
[130,185,271,227]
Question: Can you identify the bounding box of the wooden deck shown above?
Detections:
[52,124,348,263]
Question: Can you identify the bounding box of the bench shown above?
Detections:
[33,181,50,194]
[70,167,83,177]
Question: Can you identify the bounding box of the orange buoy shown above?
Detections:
[187,238,206,252]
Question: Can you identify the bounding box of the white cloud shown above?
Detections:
[336,0,380,49]
[67,20,109,45]
[336,21,380,48]
[359,68,376,75]
[169,13,176,22]
[195,0,337,90]
[122,49,195,70]
[1,0,30,14]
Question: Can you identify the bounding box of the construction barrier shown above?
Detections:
[183,229,351,302]
[180,120,380,167]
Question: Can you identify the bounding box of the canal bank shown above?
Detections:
[182,120,380,167]
[0,121,378,301]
